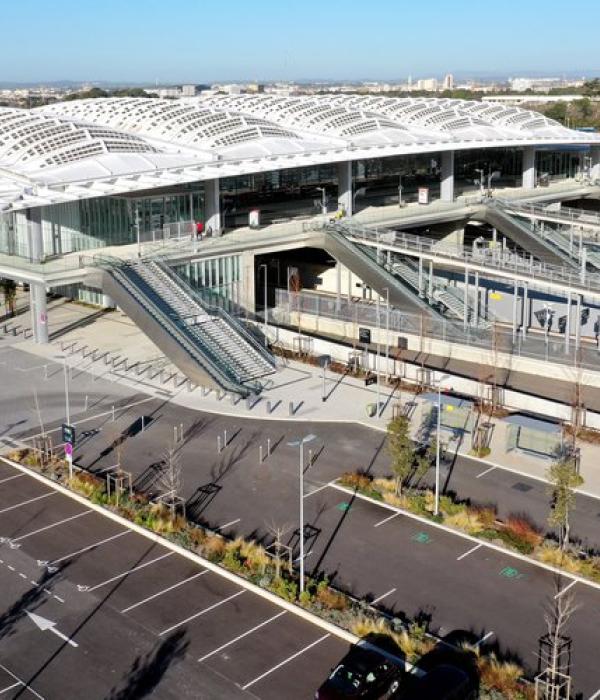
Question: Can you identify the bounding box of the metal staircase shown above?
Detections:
[329,222,490,327]
[102,258,276,396]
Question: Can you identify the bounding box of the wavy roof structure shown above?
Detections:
[0,96,597,212]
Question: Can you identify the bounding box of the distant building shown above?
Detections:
[442,74,454,91]
[181,84,197,97]
[417,78,438,91]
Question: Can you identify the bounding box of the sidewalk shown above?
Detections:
[16,304,600,501]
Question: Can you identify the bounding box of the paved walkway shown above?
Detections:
[14,303,600,501]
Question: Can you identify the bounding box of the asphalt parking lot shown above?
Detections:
[0,459,349,699]
[20,399,600,697]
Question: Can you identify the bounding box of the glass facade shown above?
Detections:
[173,254,242,313]
[536,148,583,181]
[352,153,442,209]
[454,147,523,196]
[220,165,337,228]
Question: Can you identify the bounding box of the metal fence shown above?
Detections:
[272,288,600,372]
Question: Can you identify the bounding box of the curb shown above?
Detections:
[0,456,358,647]
[330,482,600,595]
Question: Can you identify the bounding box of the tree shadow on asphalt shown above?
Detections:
[104,629,189,700]
[0,563,68,642]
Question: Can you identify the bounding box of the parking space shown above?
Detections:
[0,664,44,699]
[0,460,350,699]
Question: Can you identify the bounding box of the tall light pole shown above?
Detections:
[259,263,268,347]
[383,287,390,380]
[434,374,450,516]
[59,355,73,479]
[375,293,381,417]
[287,433,316,594]
[316,187,327,215]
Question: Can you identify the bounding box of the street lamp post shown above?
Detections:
[259,263,268,347]
[287,434,317,594]
[376,294,381,416]
[60,356,73,479]
[383,287,390,380]
[434,374,450,517]
[316,187,327,215]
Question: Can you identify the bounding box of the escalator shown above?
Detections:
[101,257,276,397]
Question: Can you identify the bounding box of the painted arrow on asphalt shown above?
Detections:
[25,611,79,648]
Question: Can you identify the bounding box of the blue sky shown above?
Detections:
[3,0,600,84]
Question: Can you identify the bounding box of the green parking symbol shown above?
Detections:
[336,502,351,512]
[412,531,431,544]
[500,566,525,580]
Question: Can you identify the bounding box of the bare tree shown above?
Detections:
[265,521,293,580]
[547,456,583,551]
[157,445,184,521]
[536,582,578,699]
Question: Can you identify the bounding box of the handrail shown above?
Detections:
[109,264,250,394]
[151,258,276,371]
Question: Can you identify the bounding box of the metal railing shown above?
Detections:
[273,288,600,372]
[321,218,600,296]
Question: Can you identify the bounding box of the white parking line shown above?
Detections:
[121,570,209,613]
[303,483,331,498]
[0,492,56,514]
[374,512,400,528]
[12,510,93,543]
[43,530,130,567]
[159,590,246,636]
[0,474,24,485]
[475,631,495,647]
[214,519,241,532]
[242,634,330,690]
[456,543,483,561]
[0,664,44,699]
[554,580,577,599]
[197,611,287,662]
[476,466,497,479]
[588,688,600,700]
[78,552,174,593]
[0,681,21,694]
[371,588,396,605]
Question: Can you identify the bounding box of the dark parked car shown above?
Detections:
[315,645,402,699]
[391,664,478,699]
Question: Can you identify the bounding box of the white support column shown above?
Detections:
[240,251,255,313]
[591,145,600,180]
[337,161,353,216]
[335,261,342,310]
[512,279,519,343]
[522,146,536,189]
[30,282,48,344]
[440,150,455,202]
[565,291,571,354]
[463,267,469,330]
[204,178,221,234]
[522,282,528,339]
[26,207,44,263]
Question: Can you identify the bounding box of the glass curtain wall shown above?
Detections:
[173,254,242,313]
[536,149,583,181]
[454,148,523,196]
[352,153,442,210]
[220,165,337,228]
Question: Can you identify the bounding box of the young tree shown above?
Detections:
[387,415,414,496]
[157,445,183,522]
[0,278,17,317]
[547,457,583,551]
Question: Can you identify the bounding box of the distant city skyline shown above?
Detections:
[3,0,600,84]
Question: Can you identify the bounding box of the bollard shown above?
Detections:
[84,395,88,412]
[308,449,313,466]
[223,429,228,447]
[141,415,145,432]
[180,423,184,442]
[217,435,222,453]
[259,445,263,464]
[267,438,271,457]
[112,405,115,422]
[173,426,177,443]
[266,400,271,414]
